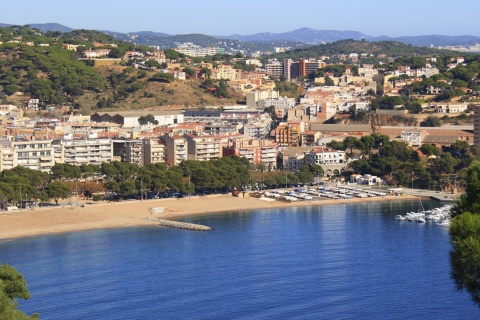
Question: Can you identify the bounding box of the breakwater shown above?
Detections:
[146,217,213,231]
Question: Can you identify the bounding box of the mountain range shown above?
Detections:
[1,23,480,48]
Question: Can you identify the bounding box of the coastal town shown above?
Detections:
[2,1,480,316]
[0,34,477,198]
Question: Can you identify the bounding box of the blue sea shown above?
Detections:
[0,200,478,319]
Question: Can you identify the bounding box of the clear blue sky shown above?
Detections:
[2,0,480,37]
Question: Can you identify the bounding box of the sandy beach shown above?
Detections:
[0,194,416,241]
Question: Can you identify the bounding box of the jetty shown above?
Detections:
[147,218,213,231]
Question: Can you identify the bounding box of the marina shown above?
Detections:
[395,203,452,226]
[259,185,388,202]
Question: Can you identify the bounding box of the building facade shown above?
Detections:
[223,137,278,170]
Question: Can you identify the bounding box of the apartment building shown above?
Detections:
[223,137,278,169]
[143,138,166,165]
[275,122,304,147]
[0,139,55,172]
[301,131,322,147]
[265,60,283,78]
[243,118,273,139]
[257,96,296,111]
[212,64,239,80]
[299,58,324,77]
[65,122,121,135]
[184,135,226,162]
[113,140,144,166]
[173,43,222,57]
[53,138,113,166]
[203,122,240,136]
[246,90,280,108]
[163,134,188,166]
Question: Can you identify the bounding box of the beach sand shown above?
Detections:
[0,194,416,241]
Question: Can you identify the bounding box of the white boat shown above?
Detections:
[437,219,451,227]
[416,217,426,223]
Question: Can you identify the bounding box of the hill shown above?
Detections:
[369,35,480,47]
[104,31,307,52]
[3,23,480,48]
[224,27,369,43]
[270,39,459,61]
[0,22,73,32]
[0,26,240,112]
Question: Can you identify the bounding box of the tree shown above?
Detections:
[138,114,159,125]
[360,135,375,158]
[450,212,480,306]
[404,101,423,114]
[183,67,195,78]
[420,143,441,156]
[324,76,334,86]
[449,161,480,306]
[420,115,442,127]
[145,59,160,68]
[45,181,70,205]
[150,72,174,83]
[0,264,39,319]
[451,161,480,217]
[343,136,359,156]
[108,47,126,58]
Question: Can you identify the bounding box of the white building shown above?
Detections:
[53,137,113,166]
[400,130,426,147]
[308,147,346,165]
[243,118,273,139]
[350,174,383,186]
[0,139,54,172]
[257,96,296,110]
[246,90,280,108]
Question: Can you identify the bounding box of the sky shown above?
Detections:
[2,0,480,37]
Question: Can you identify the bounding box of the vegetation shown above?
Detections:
[420,115,442,127]
[449,161,480,306]
[0,264,39,319]
[138,114,159,125]
[402,56,480,101]
[328,134,476,191]
[270,39,457,63]
[0,26,240,111]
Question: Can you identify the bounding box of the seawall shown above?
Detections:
[147,217,213,231]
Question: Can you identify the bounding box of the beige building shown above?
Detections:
[53,138,113,166]
[0,139,54,172]
[212,64,239,80]
[246,90,280,108]
[163,134,188,166]
[184,134,227,162]
[143,138,166,165]
[275,122,304,147]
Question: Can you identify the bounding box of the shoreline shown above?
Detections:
[0,194,418,241]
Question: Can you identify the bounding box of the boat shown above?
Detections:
[437,219,451,227]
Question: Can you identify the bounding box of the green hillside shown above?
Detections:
[270,39,459,61]
[0,26,240,112]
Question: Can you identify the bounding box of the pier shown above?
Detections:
[147,218,213,231]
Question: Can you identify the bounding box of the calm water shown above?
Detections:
[0,200,478,319]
